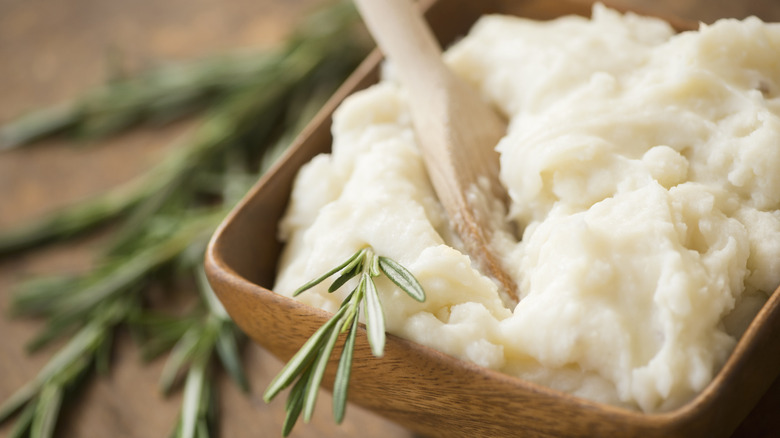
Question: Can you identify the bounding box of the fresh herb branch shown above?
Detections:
[0,2,369,437]
[263,247,425,436]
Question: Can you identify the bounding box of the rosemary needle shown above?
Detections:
[264,247,425,436]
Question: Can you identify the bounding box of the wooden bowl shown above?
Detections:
[204,0,780,436]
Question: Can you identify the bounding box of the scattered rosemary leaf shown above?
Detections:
[378,256,426,302]
[363,272,386,357]
[332,314,359,423]
[302,318,343,423]
[293,248,365,296]
[7,401,36,438]
[281,368,309,437]
[177,354,210,438]
[263,305,349,403]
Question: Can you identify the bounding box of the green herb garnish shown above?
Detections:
[263,247,425,436]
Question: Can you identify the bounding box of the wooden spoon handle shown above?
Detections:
[354,0,519,306]
[353,0,450,92]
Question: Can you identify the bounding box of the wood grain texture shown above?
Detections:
[3,0,780,437]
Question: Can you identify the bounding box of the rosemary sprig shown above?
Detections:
[1,1,370,437]
[11,209,225,351]
[0,17,344,150]
[263,247,425,436]
[0,0,367,255]
[0,51,262,150]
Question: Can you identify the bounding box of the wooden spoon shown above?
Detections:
[353,0,518,306]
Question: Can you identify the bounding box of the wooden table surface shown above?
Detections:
[1,1,779,437]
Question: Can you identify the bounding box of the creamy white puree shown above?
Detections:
[274,4,780,412]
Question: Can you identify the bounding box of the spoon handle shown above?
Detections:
[354,0,519,306]
[353,0,450,91]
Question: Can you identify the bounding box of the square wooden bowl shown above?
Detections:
[204,0,780,436]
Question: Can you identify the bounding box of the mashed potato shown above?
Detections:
[274,4,780,412]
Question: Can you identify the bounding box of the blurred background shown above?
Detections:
[1,0,779,437]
